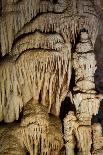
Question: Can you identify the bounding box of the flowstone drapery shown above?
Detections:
[0,0,103,155]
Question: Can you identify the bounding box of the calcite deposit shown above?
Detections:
[0,0,103,155]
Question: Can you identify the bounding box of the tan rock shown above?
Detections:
[0,0,103,155]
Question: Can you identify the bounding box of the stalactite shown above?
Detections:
[1,0,69,56]
[10,31,64,56]
[0,0,103,155]
[0,44,71,122]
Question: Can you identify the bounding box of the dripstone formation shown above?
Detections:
[0,0,103,155]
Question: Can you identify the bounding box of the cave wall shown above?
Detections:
[0,1,103,155]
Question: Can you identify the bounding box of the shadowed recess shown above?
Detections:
[60,97,76,121]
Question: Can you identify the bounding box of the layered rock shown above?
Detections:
[0,0,103,155]
[64,31,103,155]
[0,99,63,155]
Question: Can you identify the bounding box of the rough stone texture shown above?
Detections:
[0,0,103,155]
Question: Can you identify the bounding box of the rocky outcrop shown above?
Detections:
[0,0,103,155]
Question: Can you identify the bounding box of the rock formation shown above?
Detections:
[0,0,103,155]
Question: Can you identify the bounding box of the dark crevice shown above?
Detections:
[60,146,66,155]
[0,54,12,63]
[16,109,24,123]
[39,91,42,103]
[69,68,76,91]
[53,0,58,4]
[60,97,76,121]
[92,100,103,135]
[0,0,2,16]
[90,129,94,154]
[0,51,2,62]
[74,134,79,154]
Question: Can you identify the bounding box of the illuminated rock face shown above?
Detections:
[0,0,103,155]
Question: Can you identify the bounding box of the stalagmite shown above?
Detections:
[0,0,103,155]
[64,111,92,155]
[64,111,77,155]
[73,31,101,124]
[20,99,63,155]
